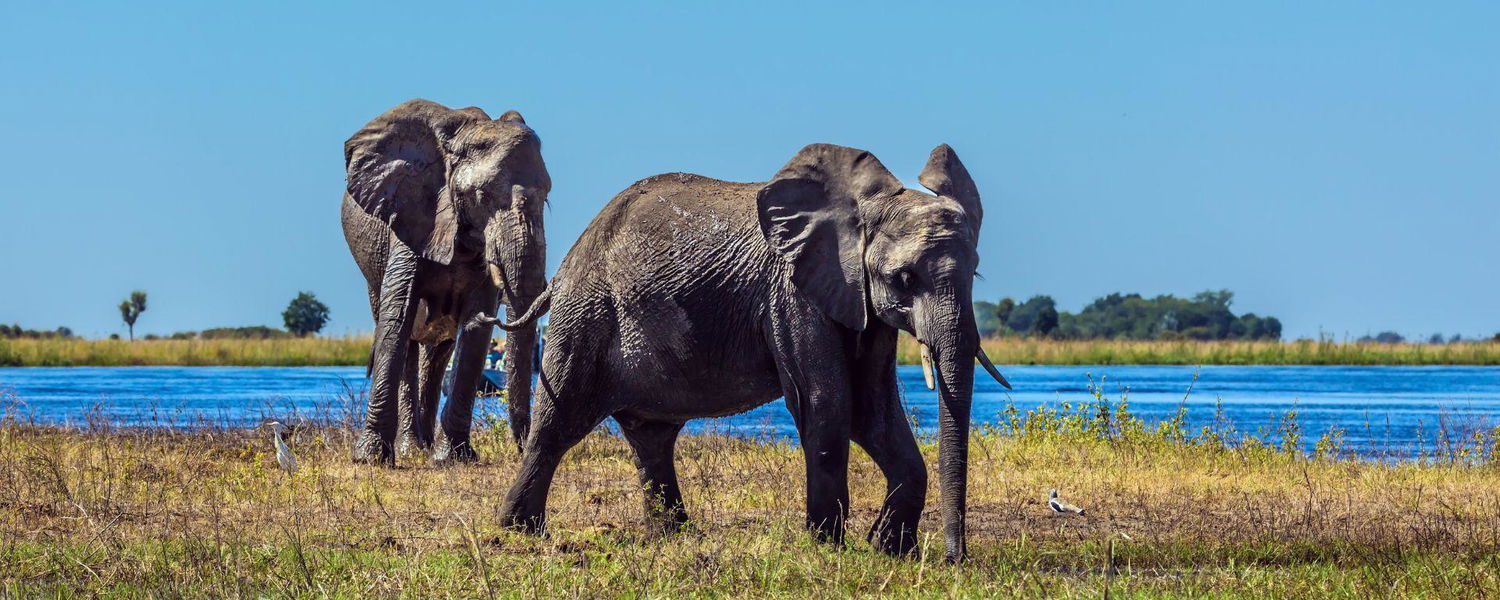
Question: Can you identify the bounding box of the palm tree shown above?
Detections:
[118,290,147,341]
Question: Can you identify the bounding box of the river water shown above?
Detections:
[2,365,1497,457]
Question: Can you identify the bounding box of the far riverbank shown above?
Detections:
[2,336,1497,367]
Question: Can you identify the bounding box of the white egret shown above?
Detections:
[1048,489,1085,515]
[267,420,298,475]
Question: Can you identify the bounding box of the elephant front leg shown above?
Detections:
[778,362,853,545]
[434,317,493,464]
[795,396,852,545]
[353,240,419,466]
[852,326,927,556]
[412,339,455,452]
[852,395,927,556]
[394,341,422,457]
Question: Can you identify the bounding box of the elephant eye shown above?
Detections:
[891,269,915,291]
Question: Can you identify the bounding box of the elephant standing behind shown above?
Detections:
[498,143,1009,561]
[341,99,549,465]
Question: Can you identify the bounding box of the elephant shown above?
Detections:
[496,143,1010,561]
[341,99,550,465]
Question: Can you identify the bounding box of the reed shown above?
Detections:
[0,336,370,367]
[3,336,1498,367]
[898,336,1500,366]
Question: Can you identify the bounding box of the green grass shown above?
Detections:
[0,337,371,367]
[2,389,1497,598]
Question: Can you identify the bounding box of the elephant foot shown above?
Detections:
[501,508,546,535]
[867,523,920,557]
[432,437,480,465]
[395,431,434,458]
[645,511,690,536]
[352,431,395,467]
[805,518,846,547]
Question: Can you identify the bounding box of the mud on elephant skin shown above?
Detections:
[499,143,1008,561]
[342,99,550,466]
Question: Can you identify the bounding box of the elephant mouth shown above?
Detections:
[915,339,1012,391]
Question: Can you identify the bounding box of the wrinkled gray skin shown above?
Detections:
[499,143,1003,561]
[342,99,549,466]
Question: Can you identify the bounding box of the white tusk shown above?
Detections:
[975,347,1013,390]
[919,343,936,390]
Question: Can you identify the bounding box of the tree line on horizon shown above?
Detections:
[0,291,331,341]
[977,290,1282,341]
[5,288,1498,344]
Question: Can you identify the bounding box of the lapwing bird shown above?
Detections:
[267,420,298,475]
[1049,489,1085,515]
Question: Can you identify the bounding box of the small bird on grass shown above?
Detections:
[1049,489,1085,515]
[266,420,297,475]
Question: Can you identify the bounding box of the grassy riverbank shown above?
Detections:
[899,336,1500,366]
[2,336,1498,367]
[0,337,371,367]
[2,398,1497,598]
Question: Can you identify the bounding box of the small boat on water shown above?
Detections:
[441,367,507,398]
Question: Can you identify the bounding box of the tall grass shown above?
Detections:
[898,336,1500,366]
[0,337,370,367]
[4,336,1499,367]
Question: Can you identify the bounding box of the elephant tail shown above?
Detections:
[467,284,553,332]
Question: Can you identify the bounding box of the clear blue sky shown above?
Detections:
[1,2,1496,341]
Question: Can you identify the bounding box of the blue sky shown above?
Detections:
[1,2,1496,340]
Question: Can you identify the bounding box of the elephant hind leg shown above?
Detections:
[498,376,606,534]
[616,416,688,533]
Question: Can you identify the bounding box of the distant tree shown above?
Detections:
[1193,289,1234,310]
[1034,303,1059,338]
[1006,296,1058,337]
[118,290,147,341]
[202,326,294,340]
[995,298,1016,327]
[1260,317,1282,341]
[282,292,331,337]
[1449,334,1463,343]
[1361,331,1405,344]
[1428,333,1445,345]
[973,301,1001,337]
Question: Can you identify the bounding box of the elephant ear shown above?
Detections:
[918,144,983,242]
[757,144,903,331]
[344,101,461,264]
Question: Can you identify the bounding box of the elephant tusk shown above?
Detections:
[975,347,1012,390]
[919,343,936,391]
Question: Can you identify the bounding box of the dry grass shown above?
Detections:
[0,337,371,367]
[897,336,1500,366]
[5,336,1498,367]
[1,408,1496,598]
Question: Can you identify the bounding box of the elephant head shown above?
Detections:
[758,143,1008,561]
[344,99,550,307]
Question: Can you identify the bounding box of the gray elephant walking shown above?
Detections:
[498,143,1008,561]
[342,99,550,465]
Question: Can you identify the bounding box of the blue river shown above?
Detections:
[1,365,1497,458]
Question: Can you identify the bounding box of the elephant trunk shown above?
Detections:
[493,207,546,453]
[918,289,977,563]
